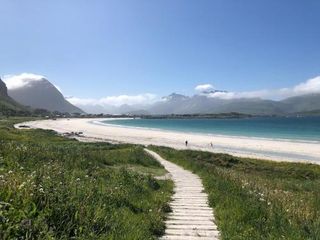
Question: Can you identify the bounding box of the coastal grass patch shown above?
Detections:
[150,146,320,240]
[0,118,173,240]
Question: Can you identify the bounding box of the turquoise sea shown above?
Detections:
[102,117,320,142]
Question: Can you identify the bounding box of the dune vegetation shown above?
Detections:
[150,146,320,240]
[0,118,173,240]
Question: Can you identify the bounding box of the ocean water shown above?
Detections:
[101,117,320,142]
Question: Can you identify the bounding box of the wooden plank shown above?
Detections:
[144,149,220,240]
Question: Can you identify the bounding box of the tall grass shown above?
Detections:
[150,146,320,240]
[0,118,173,239]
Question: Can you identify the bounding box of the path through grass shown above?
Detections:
[150,146,320,240]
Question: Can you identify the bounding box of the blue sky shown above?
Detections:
[1,0,320,103]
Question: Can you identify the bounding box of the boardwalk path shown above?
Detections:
[145,149,219,240]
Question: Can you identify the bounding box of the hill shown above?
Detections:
[8,77,85,114]
[280,93,320,113]
[0,78,28,115]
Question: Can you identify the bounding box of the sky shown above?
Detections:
[1,0,320,106]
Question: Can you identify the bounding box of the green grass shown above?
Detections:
[0,118,173,240]
[150,146,320,240]
[3,117,319,239]
[0,96,30,116]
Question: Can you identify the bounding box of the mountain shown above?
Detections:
[70,91,320,116]
[126,109,150,115]
[0,78,8,97]
[211,98,286,115]
[74,103,139,115]
[149,93,191,114]
[280,93,320,113]
[201,90,228,95]
[162,93,190,101]
[75,104,112,114]
[126,93,319,116]
[144,93,286,115]
[8,78,84,114]
[0,78,27,115]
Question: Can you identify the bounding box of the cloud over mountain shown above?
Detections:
[195,84,214,92]
[65,75,320,114]
[3,73,46,89]
[67,93,157,107]
[4,73,63,93]
[207,76,320,100]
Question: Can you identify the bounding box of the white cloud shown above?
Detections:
[3,73,46,89]
[293,76,320,94]
[195,84,214,92]
[207,76,320,100]
[67,93,158,107]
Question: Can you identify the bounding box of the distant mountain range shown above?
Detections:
[7,77,84,114]
[145,92,320,115]
[78,92,320,116]
[2,75,320,116]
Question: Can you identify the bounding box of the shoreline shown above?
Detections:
[17,118,320,165]
[93,118,320,145]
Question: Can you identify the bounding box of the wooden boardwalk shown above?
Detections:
[145,149,219,240]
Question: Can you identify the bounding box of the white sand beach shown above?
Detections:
[18,118,320,164]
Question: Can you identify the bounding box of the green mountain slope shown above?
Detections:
[0,78,29,115]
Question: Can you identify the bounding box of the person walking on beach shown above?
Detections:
[210,142,213,148]
[185,140,188,147]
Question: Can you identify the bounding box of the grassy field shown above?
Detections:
[0,118,173,240]
[2,117,320,239]
[150,146,320,240]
